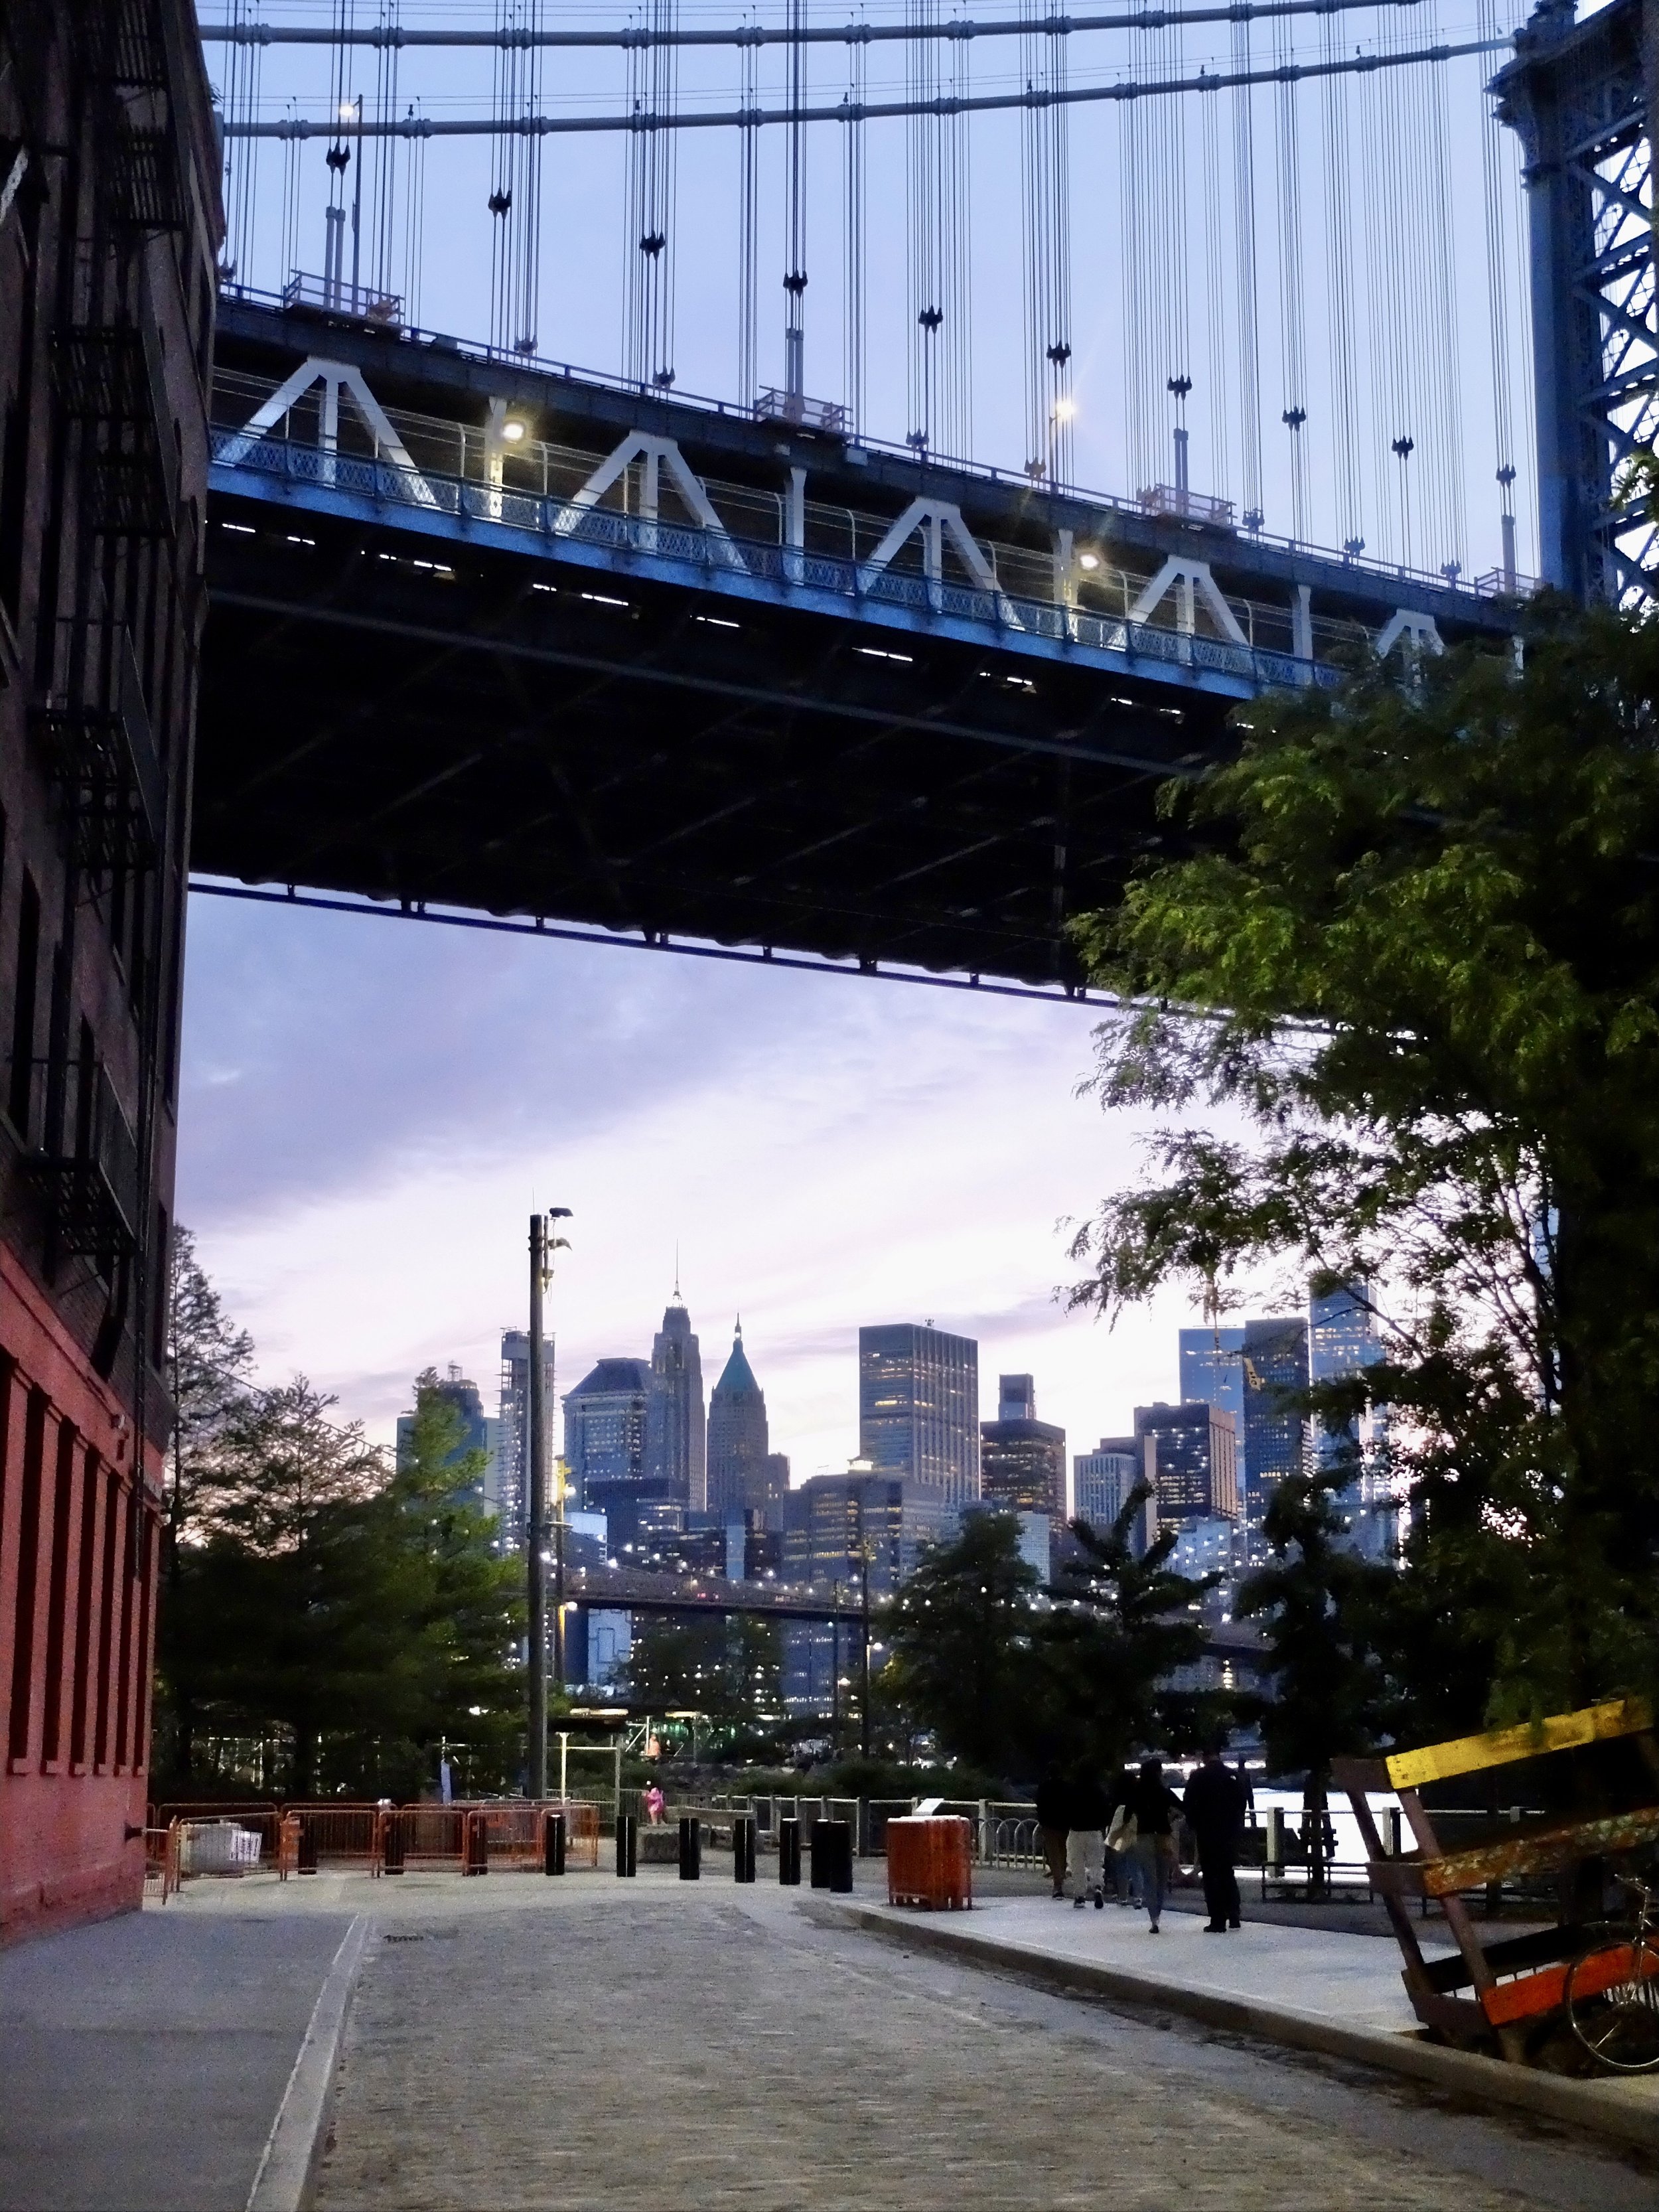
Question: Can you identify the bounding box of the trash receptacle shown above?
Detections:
[778,1817,801,1886]
[733,1813,757,1884]
[679,1815,702,1880]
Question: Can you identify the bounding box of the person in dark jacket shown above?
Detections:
[1035,1771,1069,1899]
[1065,1771,1112,1909]
[1184,1745,1247,1931]
[1125,1757,1183,1932]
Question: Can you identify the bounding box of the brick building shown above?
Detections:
[0,0,219,1941]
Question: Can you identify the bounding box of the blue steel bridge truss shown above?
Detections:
[195,292,1522,989]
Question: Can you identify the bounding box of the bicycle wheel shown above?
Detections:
[1565,1934,1659,2072]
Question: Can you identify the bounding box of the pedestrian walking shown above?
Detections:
[1065,1771,1112,1910]
[1035,1771,1069,1899]
[1104,1767,1141,1906]
[1184,1743,1247,1932]
[643,1783,666,1825]
[1124,1757,1183,1933]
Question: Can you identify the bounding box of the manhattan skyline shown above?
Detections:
[175,893,1303,1481]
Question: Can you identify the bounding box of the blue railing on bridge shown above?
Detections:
[210,425,1336,696]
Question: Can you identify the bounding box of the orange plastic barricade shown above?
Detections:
[887,1815,973,1909]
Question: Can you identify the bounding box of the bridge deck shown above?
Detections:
[195,296,1520,985]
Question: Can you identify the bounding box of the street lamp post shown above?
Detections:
[526,1207,571,1800]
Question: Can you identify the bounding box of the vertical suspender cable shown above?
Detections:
[944,15,972,460]
[1199,71,1230,505]
[784,0,808,401]
[1319,9,1362,554]
[841,23,867,434]
[1418,10,1465,576]
[402,99,426,329]
[906,0,940,453]
[739,21,758,407]
[1022,1,1072,487]
[1272,10,1309,542]
[1230,15,1263,529]
[1477,0,1523,586]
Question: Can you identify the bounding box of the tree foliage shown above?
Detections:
[885,1514,1041,1774]
[1039,1485,1230,1775]
[157,1260,524,1798]
[1069,606,1659,1731]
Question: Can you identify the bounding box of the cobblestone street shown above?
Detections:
[311,1880,1658,2212]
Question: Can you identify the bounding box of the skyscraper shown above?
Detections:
[1072,1436,1158,1553]
[1310,1280,1394,1560]
[1242,1315,1311,1560]
[858,1323,980,1505]
[1133,1402,1240,1525]
[707,1321,769,1520]
[980,1374,1067,1517]
[646,1292,707,1516]
[493,1328,558,1551]
[563,1358,656,1546]
[1179,1325,1248,1496]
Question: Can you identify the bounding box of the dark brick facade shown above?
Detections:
[0,0,219,1942]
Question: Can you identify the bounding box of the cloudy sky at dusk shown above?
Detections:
[176,889,1254,1487]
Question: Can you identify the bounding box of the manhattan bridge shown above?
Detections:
[190,0,1654,992]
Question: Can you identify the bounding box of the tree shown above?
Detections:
[1234,1467,1397,1891]
[157,1278,524,1797]
[1068,605,1659,1730]
[885,1513,1041,1775]
[163,1224,255,1568]
[1037,1486,1230,1779]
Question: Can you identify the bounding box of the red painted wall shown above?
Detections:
[0,1246,162,1940]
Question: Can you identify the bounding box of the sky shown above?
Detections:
[178,894,1267,1477]
[180,1,1527,1478]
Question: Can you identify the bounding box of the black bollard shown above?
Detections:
[679,1815,702,1881]
[463,1809,489,1875]
[616,1813,637,1877]
[822,1818,853,1893]
[778,1817,801,1886]
[382,1811,405,1875]
[297,1814,318,1876]
[809,1817,831,1890]
[733,1813,757,1884]
[543,1810,567,1876]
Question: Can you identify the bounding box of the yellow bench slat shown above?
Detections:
[1385,1697,1652,1790]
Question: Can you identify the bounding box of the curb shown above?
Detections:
[830,1901,1659,2155]
[246,1914,372,2212]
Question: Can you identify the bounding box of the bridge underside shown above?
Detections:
[198,508,1226,986]
[194,297,1518,986]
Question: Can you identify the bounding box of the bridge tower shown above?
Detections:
[1497,0,1659,605]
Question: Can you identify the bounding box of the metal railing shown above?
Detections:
[210,427,1337,696]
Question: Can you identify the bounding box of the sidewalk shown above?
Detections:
[835,1888,1659,2152]
[0,1906,355,2212]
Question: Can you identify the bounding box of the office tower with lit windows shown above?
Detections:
[1242,1316,1311,1562]
[646,1291,707,1515]
[858,1323,980,1504]
[979,1374,1067,1518]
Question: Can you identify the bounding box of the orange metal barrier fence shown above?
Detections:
[149,1799,604,1881]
